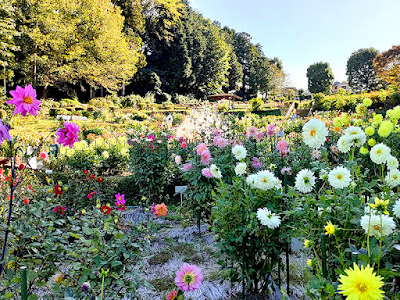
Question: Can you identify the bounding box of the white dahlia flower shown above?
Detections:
[256,208,281,229]
[385,169,400,188]
[235,162,247,176]
[360,214,396,238]
[210,164,222,179]
[232,145,247,161]
[302,119,328,149]
[393,199,400,218]
[254,170,277,191]
[337,136,351,153]
[370,143,391,164]
[343,126,366,147]
[328,166,352,189]
[295,169,316,193]
[387,156,399,170]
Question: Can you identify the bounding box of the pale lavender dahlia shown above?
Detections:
[6,84,41,116]
[56,122,79,148]
[175,263,203,292]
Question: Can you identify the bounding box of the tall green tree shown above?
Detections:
[346,48,379,92]
[0,0,20,89]
[307,62,334,94]
[16,0,141,92]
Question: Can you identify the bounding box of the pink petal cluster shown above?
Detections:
[200,150,212,165]
[214,128,222,136]
[0,119,12,143]
[175,263,203,292]
[147,134,155,142]
[276,140,288,152]
[247,126,258,137]
[196,143,208,155]
[39,151,49,161]
[115,193,126,210]
[213,136,227,148]
[183,163,193,171]
[281,167,292,175]
[201,168,214,178]
[53,206,66,215]
[255,131,264,141]
[6,84,41,116]
[267,124,276,137]
[252,157,262,169]
[57,122,79,148]
[166,290,178,300]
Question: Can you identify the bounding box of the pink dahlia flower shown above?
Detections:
[200,150,212,165]
[267,124,276,137]
[201,168,214,178]
[214,128,222,136]
[255,131,264,141]
[247,126,258,137]
[175,263,203,292]
[196,143,208,155]
[0,119,12,142]
[166,290,178,300]
[39,151,49,161]
[6,84,41,116]
[276,140,288,152]
[183,163,193,171]
[213,136,227,148]
[56,122,79,148]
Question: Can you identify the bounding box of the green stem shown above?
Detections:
[100,274,105,300]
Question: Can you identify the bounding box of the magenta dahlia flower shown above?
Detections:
[6,84,41,116]
[56,122,79,148]
[175,263,203,292]
[0,119,12,143]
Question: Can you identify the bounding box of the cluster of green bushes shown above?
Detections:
[314,88,400,111]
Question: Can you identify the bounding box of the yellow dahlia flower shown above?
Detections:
[338,263,384,300]
[325,222,335,235]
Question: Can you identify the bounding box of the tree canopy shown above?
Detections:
[2,0,284,100]
[374,45,400,87]
[346,48,379,92]
[306,62,334,94]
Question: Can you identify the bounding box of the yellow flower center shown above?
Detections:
[394,175,398,180]
[119,197,122,201]
[24,96,33,104]
[310,129,316,136]
[337,174,343,180]
[357,282,368,293]
[377,150,382,154]
[183,273,195,285]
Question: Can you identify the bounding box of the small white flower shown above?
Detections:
[254,170,278,191]
[360,213,396,238]
[256,208,281,229]
[246,174,258,188]
[210,164,222,179]
[235,162,247,176]
[328,166,352,189]
[370,143,391,164]
[393,199,400,218]
[232,145,247,160]
[175,155,182,165]
[385,169,400,188]
[337,136,351,153]
[302,119,328,149]
[295,169,316,193]
[343,126,366,147]
[387,156,399,170]
[102,151,109,159]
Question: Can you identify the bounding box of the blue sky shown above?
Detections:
[189,0,400,90]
